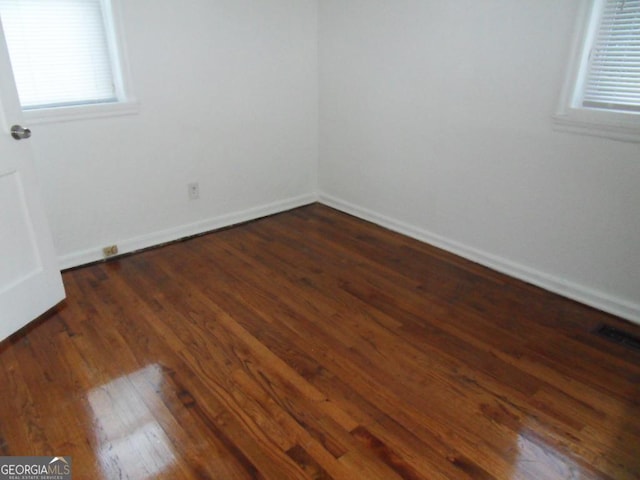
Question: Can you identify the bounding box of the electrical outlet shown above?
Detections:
[103,245,119,258]
[188,182,200,200]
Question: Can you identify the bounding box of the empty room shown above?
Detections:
[1,0,639,479]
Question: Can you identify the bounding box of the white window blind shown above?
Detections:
[0,0,117,109]
[582,0,640,112]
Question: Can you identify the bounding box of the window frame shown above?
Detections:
[1,0,137,125]
[553,0,640,142]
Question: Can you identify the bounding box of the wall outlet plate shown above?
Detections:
[103,245,119,257]
[188,182,200,200]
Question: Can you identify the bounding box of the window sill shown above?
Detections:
[23,100,139,125]
[552,109,640,143]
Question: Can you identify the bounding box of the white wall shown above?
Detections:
[31,0,318,268]
[318,0,640,322]
[28,0,640,323]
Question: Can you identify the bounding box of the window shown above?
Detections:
[554,0,640,141]
[0,0,135,122]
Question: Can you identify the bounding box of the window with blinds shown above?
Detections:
[581,0,640,113]
[0,0,120,110]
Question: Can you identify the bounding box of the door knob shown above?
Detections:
[11,125,31,140]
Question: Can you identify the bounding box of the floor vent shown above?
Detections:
[594,325,640,352]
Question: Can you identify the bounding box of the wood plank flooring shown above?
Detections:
[1,203,639,479]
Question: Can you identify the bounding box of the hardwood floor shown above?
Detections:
[1,204,639,479]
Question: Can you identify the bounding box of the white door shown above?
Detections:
[0,20,65,341]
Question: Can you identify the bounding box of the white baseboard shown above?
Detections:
[58,193,317,270]
[319,192,640,326]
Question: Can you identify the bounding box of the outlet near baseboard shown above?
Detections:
[103,245,119,258]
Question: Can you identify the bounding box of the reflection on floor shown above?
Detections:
[88,364,176,478]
